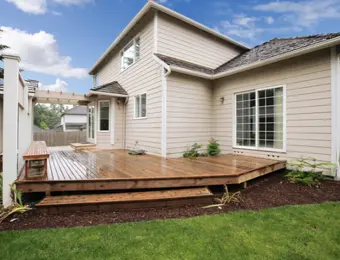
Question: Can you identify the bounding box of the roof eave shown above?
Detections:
[87,90,128,98]
[89,1,248,75]
[170,65,214,80]
[213,36,340,79]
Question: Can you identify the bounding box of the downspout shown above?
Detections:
[161,65,171,157]
[123,96,129,149]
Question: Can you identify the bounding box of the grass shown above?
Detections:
[1,203,340,260]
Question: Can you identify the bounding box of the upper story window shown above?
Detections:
[234,86,285,152]
[134,93,147,119]
[99,100,110,131]
[120,37,140,71]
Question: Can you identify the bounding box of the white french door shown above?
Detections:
[88,104,95,143]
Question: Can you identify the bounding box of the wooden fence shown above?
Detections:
[33,131,87,146]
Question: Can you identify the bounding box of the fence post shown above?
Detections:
[2,50,20,208]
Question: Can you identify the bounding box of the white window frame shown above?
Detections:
[233,85,286,153]
[120,36,141,72]
[98,100,110,132]
[134,93,147,120]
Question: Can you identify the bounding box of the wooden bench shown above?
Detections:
[23,141,49,179]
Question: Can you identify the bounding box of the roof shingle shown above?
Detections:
[91,81,128,95]
[215,33,340,74]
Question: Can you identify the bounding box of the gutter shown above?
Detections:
[153,54,172,76]
[87,91,128,98]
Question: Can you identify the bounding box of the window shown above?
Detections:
[235,86,285,151]
[120,37,140,71]
[99,101,110,131]
[134,93,147,119]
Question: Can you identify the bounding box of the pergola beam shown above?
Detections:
[34,90,91,104]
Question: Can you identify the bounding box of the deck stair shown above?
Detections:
[35,187,214,212]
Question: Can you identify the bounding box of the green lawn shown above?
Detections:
[1,203,340,260]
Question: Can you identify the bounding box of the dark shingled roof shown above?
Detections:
[215,33,340,74]
[155,54,214,75]
[91,81,128,95]
[156,33,340,76]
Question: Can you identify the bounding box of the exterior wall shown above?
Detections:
[157,12,244,68]
[0,98,3,153]
[166,72,213,156]
[63,114,87,124]
[95,12,163,154]
[212,49,332,162]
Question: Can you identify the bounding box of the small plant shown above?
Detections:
[183,143,203,158]
[203,185,241,209]
[0,184,31,223]
[0,172,3,204]
[285,157,336,188]
[207,138,221,156]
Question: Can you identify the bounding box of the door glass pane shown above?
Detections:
[135,96,140,118]
[99,102,109,131]
[236,91,256,147]
[141,94,146,118]
[257,87,283,149]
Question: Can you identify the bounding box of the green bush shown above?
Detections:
[207,138,221,156]
[285,158,335,188]
[0,172,2,204]
[183,143,203,158]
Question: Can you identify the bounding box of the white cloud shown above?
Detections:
[6,0,47,14]
[254,0,340,27]
[215,14,299,42]
[0,26,88,79]
[215,15,262,40]
[53,0,93,6]
[266,16,274,25]
[6,0,93,15]
[39,78,68,92]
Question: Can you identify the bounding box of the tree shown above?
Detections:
[40,121,49,130]
[34,104,66,130]
[0,29,9,79]
[0,29,9,62]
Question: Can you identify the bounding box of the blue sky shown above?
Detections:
[1,0,340,94]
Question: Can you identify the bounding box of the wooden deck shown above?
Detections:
[16,148,286,193]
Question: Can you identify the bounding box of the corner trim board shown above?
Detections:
[331,47,340,180]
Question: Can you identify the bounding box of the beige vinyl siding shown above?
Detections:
[212,49,332,162]
[167,72,213,156]
[96,12,163,154]
[157,13,243,68]
[0,98,2,153]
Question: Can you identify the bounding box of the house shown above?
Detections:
[55,106,87,132]
[33,125,45,133]
[1,1,340,210]
[86,0,340,179]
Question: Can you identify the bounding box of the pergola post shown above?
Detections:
[2,50,21,208]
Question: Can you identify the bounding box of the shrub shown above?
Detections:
[207,138,221,156]
[285,157,335,188]
[183,143,202,158]
[0,172,2,204]
[202,185,241,209]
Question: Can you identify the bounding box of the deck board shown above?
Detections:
[16,148,286,192]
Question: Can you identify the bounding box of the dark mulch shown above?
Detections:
[1,172,340,231]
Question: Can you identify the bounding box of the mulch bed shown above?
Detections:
[1,171,340,231]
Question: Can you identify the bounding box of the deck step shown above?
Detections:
[35,187,214,212]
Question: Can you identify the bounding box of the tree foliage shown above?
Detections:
[34,104,67,130]
[0,29,9,62]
